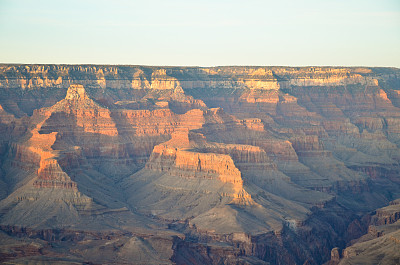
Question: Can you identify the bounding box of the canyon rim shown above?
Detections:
[0,64,399,264]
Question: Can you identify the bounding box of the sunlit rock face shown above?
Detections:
[327,199,400,265]
[0,65,399,264]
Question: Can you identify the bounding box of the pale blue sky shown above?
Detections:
[0,0,399,67]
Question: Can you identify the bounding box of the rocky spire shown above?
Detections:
[65,84,89,101]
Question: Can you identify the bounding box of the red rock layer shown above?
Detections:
[145,132,253,204]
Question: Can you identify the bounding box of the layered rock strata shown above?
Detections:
[0,65,399,264]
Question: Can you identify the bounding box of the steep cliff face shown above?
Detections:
[124,130,320,237]
[143,131,253,206]
[0,84,170,234]
[330,200,400,265]
[38,84,119,136]
[371,199,400,226]
[0,65,399,264]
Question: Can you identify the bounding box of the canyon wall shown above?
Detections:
[0,64,399,264]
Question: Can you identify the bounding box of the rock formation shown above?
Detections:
[329,199,400,265]
[0,65,399,264]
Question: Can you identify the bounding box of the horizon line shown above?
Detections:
[1,63,399,69]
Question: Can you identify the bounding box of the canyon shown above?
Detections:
[0,64,399,264]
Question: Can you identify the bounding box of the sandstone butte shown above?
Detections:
[0,64,399,264]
